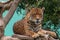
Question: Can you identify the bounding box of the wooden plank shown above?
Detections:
[12,34,34,40]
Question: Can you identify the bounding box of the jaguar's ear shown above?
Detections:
[26,8,31,13]
[42,7,45,11]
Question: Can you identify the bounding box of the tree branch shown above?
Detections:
[0,0,11,7]
[3,0,21,27]
[12,34,33,40]
[0,1,12,18]
[0,0,11,4]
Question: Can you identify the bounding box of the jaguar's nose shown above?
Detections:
[36,19,39,23]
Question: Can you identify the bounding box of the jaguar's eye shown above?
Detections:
[33,15,35,17]
[39,14,42,15]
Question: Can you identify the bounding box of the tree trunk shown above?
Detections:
[3,0,21,27]
[0,0,21,39]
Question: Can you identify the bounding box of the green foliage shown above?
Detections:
[42,0,60,25]
[17,0,60,25]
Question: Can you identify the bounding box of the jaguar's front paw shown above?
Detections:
[32,33,39,38]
